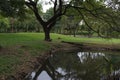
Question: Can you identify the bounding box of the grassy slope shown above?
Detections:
[0,33,120,75]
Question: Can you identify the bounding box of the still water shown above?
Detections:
[29,50,120,80]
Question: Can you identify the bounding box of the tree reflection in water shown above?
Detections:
[30,50,120,80]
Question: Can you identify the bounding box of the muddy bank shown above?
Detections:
[61,41,120,51]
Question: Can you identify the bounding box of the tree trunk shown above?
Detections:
[44,28,51,41]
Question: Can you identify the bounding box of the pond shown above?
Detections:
[28,50,120,80]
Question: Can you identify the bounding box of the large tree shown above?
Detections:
[25,0,69,41]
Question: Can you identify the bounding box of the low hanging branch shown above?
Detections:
[76,9,98,32]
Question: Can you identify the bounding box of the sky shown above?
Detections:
[40,0,54,12]
[41,0,70,12]
[42,5,53,12]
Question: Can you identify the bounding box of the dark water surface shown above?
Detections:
[29,50,120,80]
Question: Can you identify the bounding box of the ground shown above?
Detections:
[0,33,120,80]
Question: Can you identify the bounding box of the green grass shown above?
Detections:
[0,33,120,46]
[0,33,44,46]
[51,33,120,45]
[0,33,120,75]
[0,33,50,75]
[0,55,20,75]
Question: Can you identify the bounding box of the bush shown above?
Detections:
[111,31,120,38]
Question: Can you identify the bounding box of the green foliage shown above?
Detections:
[0,16,10,32]
[43,8,54,21]
[12,19,41,32]
[111,31,120,38]
[0,0,25,17]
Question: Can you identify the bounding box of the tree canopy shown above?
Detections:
[0,0,26,17]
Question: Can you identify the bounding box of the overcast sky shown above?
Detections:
[42,5,53,12]
[40,0,53,12]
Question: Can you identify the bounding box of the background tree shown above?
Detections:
[0,15,9,33]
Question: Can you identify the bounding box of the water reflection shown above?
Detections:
[29,50,120,80]
[77,52,105,63]
[37,71,52,80]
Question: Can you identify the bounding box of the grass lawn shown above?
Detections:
[0,33,120,46]
[52,34,120,45]
[0,33,120,75]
